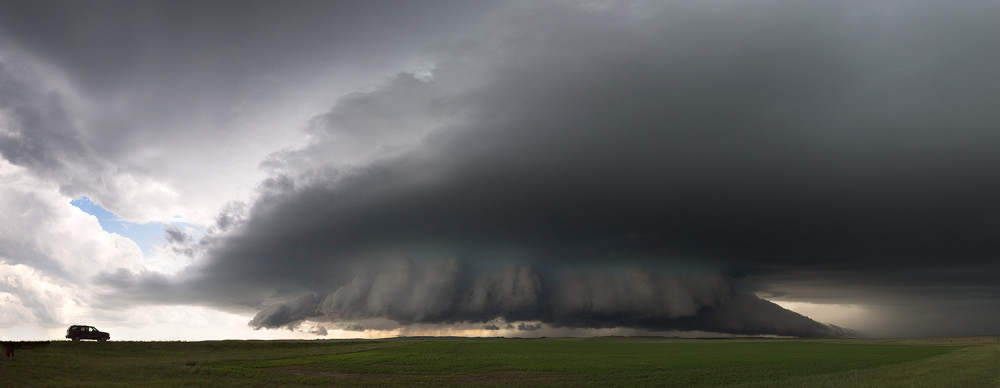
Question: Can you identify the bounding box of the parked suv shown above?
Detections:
[66,325,110,342]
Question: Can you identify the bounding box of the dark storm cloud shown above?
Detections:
[211,202,248,233]
[100,0,1000,336]
[0,59,94,182]
[249,293,321,330]
[309,325,328,336]
[163,225,188,245]
[0,0,496,94]
[517,323,541,332]
[242,259,847,337]
[0,0,504,205]
[262,72,453,172]
[344,324,366,332]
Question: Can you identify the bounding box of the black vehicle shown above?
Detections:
[66,325,110,342]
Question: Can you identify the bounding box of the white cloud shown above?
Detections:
[0,261,84,327]
[0,159,145,278]
[90,305,316,341]
[0,159,202,338]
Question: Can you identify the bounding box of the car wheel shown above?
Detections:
[71,337,79,341]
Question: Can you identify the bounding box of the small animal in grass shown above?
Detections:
[1,341,51,360]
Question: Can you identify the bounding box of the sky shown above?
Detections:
[1,0,999,341]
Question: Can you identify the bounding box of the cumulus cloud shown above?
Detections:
[0,261,83,325]
[0,160,144,280]
[0,159,155,332]
[0,51,184,223]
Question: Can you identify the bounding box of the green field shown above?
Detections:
[2,337,998,387]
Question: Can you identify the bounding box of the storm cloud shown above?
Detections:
[0,0,502,224]
[5,0,1000,338]
[89,0,1000,338]
[244,260,847,337]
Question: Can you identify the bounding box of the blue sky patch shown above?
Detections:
[71,196,165,256]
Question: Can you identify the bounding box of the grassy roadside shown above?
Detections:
[0,340,402,387]
[1,338,995,387]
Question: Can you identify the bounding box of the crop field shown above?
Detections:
[1,337,998,387]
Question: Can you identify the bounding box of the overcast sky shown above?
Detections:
[2,0,999,341]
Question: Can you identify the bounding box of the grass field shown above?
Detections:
[2,337,998,387]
